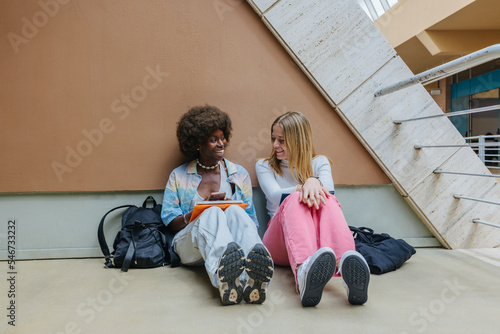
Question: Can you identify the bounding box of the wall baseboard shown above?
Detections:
[0,185,438,261]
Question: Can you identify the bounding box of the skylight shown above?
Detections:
[356,0,399,20]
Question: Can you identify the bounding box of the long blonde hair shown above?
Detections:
[265,111,317,184]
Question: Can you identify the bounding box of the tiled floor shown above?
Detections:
[2,248,500,334]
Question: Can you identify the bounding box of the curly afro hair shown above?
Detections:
[176,105,232,160]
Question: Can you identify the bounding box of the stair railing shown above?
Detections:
[374,44,500,229]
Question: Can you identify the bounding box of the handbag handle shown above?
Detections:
[358,226,374,235]
[349,226,374,243]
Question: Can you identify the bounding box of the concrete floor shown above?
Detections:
[2,248,500,334]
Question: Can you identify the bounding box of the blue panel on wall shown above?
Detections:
[451,68,500,99]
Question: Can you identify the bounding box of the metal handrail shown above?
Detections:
[483,166,500,170]
[467,134,500,164]
[454,195,500,206]
[414,134,500,167]
[466,134,500,141]
[472,219,500,229]
[373,45,500,229]
[415,143,500,149]
[433,170,500,178]
[393,104,500,124]
[375,44,500,97]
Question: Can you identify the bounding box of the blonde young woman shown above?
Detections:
[256,111,370,307]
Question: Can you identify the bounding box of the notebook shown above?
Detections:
[189,200,247,223]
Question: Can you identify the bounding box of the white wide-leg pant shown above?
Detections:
[173,205,264,287]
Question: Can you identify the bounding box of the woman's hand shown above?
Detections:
[169,211,192,232]
[298,177,330,209]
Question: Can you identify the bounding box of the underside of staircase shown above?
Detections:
[246,0,500,249]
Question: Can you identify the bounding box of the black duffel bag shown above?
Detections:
[349,226,416,275]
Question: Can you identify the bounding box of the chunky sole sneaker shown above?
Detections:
[218,242,245,305]
[244,244,274,304]
[340,250,370,305]
[298,247,336,307]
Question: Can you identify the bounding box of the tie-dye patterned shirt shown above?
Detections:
[161,158,259,228]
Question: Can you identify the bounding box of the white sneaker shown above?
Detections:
[297,247,336,307]
[340,250,370,305]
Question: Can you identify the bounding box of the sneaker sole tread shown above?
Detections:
[218,242,245,305]
[244,244,274,304]
[301,252,336,307]
[341,255,369,305]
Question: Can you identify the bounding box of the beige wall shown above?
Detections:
[426,78,451,113]
[0,0,389,193]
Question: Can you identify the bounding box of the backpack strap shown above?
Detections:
[120,222,142,272]
[97,205,134,268]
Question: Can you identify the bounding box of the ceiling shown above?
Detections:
[375,0,500,73]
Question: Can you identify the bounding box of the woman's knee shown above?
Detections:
[196,206,226,230]
[225,205,254,228]
[279,192,314,221]
[206,206,224,214]
[324,194,342,209]
[224,203,246,215]
[284,191,301,202]
[329,194,340,203]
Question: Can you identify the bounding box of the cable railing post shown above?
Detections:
[433,169,500,178]
[472,219,500,229]
[414,143,500,149]
[370,43,500,239]
[393,105,500,124]
[454,194,500,206]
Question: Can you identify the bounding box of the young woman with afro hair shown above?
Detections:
[161,105,273,306]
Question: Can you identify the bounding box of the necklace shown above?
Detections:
[196,159,220,170]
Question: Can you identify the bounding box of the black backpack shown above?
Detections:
[98,196,171,272]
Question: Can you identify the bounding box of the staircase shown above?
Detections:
[246,0,500,249]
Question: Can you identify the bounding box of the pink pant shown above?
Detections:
[262,192,355,284]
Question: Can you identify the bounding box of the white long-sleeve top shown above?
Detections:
[255,155,334,218]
